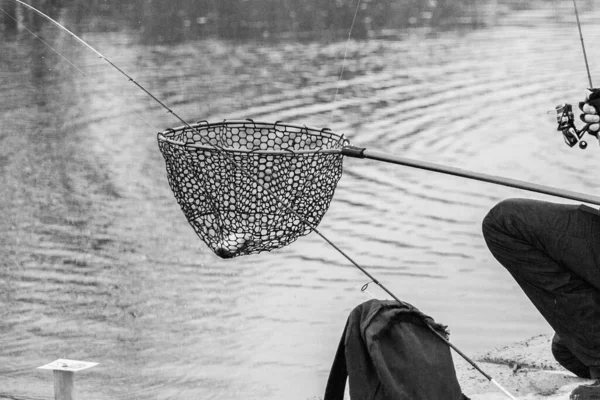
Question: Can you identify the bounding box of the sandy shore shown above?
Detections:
[456,334,593,399]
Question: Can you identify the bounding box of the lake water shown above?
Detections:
[2,3,600,399]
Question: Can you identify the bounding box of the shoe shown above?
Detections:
[570,380,600,399]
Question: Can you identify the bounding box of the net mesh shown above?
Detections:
[157,120,348,258]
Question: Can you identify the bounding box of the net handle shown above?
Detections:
[342,146,600,206]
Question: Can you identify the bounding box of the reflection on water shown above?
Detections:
[2,2,600,399]
[1,0,548,43]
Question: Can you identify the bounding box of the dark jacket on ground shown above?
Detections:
[324,299,467,400]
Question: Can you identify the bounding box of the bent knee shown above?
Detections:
[482,198,523,239]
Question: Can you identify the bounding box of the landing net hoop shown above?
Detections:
[157,119,349,258]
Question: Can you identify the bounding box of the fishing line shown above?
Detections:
[4,1,519,398]
[329,0,362,125]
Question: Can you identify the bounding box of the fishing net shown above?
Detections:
[157,120,349,258]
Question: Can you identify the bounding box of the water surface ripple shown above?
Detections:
[2,8,600,400]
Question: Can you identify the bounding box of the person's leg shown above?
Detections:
[481,198,600,372]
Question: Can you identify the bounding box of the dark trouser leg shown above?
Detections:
[482,199,600,370]
[553,333,592,378]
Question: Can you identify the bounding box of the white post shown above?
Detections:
[53,371,74,400]
[38,359,98,400]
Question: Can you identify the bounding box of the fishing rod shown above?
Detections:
[573,0,593,88]
[554,0,599,149]
[7,1,587,399]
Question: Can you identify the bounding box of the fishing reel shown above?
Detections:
[555,103,593,149]
[555,88,600,149]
